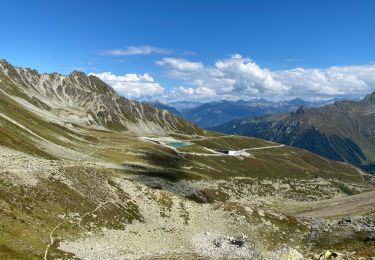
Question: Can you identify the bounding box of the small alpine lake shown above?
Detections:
[166,141,192,147]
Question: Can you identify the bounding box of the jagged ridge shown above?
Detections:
[0,59,201,135]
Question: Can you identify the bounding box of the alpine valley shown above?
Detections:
[1,59,375,259]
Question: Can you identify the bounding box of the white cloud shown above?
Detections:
[156,54,375,101]
[89,54,375,102]
[213,54,288,94]
[274,65,375,97]
[104,46,171,56]
[156,58,204,72]
[168,86,216,100]
[89,72,164,98]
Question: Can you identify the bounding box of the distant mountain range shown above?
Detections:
[147,101,183,116]
[166,100,203,111]
[150,98,337,128]
[212,92,375,172]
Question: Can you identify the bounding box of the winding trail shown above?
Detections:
[180,144,285,157]
[44,221,67,260]
[337,161,369,182]
[43,201,110,259]
[242,144,285,151]
[184,135,235,141]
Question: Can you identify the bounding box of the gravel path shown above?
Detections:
[285,190,375,218]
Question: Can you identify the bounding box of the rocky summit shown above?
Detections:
[0,59,201,136]
[1,61,375,259]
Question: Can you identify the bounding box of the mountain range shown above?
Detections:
[148,101,183,116]
[151,98,336,128]
[213,93,375,173]
[0,59,201,136]
[1,59,375,258]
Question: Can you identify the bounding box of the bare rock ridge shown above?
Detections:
[364,91,375,104]
[0,59,201,135]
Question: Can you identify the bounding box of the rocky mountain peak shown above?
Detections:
[0,59,14,73]
[363,91,375,104]
[0,59,202,135]
[294,106,306,115]
[0,58,9,66]
[70,70,87,78]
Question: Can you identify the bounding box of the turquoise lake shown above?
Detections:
[166,141,192,147]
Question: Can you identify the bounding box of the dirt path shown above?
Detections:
[43,202,110,259]
[243,145,285,151]
[44,221,66,260]
[184,135,236,141]
[283,190,375,218]
[179,151,227,157]
[181,144,285,156]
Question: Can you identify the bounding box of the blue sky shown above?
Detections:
[1,0,375,101]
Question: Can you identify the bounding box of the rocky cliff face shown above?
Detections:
[213,94,375,172]
[0,59,201,135]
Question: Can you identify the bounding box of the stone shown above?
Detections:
[230,240,245,247]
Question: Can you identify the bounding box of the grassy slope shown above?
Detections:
[1,78,375,257]
[0,85,365,184]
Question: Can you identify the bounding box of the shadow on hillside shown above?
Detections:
[125,150,218,203]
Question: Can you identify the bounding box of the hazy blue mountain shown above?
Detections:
[212,92,375,172]
[148,101,183,116]
[178,98,329,128]
[166,101,203,111]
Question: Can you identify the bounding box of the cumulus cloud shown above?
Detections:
[103,46,171,56]
[274,66,375,97]
[167,86,216,100]
[156,54,375,101]
[156,58,204,72]
[89,54,375,102]
[89,72,164,98]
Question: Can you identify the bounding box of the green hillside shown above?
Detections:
[1,61,375,259]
